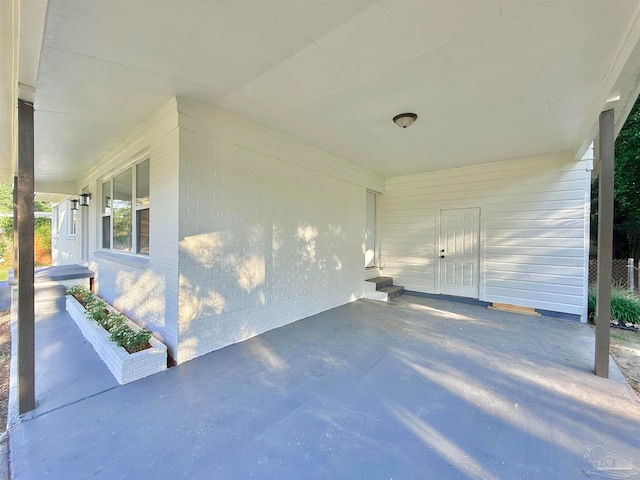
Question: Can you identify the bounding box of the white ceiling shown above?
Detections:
[6,0,640,188]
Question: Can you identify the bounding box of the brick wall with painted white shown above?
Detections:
[379,153,592,319]
[51,199,82,265]
[175,100,384,363]
[68,99,182,358]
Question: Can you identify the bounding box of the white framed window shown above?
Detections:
[101,158,150,255]
[68,200,77,236]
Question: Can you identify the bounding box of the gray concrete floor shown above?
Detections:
[7,295,640,479]
[0,283,10,313]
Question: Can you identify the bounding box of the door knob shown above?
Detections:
[440,255,445,259]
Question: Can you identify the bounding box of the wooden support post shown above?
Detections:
[17,99,35,413]
[595,109,614,378]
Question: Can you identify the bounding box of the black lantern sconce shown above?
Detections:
[70,199,79,211]
[79,193,91,207]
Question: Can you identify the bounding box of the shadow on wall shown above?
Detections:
[112,269,171,355]
[176,219,350,362]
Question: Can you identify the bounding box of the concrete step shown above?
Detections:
[12,284,67,315]
[34,284,66,302]
[379,285,404,301]
[36,285,67,314]
[366,276,394,290]
[363,276,404,302]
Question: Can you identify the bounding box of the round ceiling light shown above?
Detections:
[393,113,418,129]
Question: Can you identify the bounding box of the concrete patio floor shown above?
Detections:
[7,295,640,479]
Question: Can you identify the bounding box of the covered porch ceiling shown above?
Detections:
[3,0,640,190]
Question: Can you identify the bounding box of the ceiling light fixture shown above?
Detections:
[393,113,418,129]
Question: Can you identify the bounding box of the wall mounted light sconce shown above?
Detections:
[393,112,418,129]
[71,199,79,211]
[105,196,111,208]
[79,193,91,207]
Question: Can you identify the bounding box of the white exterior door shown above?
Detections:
[439,208,480,298]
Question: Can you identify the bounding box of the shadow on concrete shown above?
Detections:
[7,295,640,479]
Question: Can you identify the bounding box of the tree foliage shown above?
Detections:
[0,183,52,265]
[0,183,51,212]
[604,97,640,258]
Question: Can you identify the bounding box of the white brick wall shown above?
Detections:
[52,199,82,265]
[175,100,382,363]
[53,97,387,364]
[71,99,181,359]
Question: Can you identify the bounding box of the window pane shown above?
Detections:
[102,216,111,249]
[102,181,111,215]
[136,159,150,207]
[137,208,149,255]
[113,169,132,251]
[70,208,77,235]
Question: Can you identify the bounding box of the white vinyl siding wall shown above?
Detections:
[379,153,591,318]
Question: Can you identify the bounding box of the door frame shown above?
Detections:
[365,190,379,269]
[435,204,486,300]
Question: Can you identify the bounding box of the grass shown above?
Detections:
[0,261,11,282]
[588,286,640,325]
[0,258,51,282]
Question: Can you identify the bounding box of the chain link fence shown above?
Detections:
[588,258,638,292]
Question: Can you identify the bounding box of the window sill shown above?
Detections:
[94,250,149,270]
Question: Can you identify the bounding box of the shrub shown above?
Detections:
[34,217,51,266]
[588,286,640,325]
[0,217,13,262]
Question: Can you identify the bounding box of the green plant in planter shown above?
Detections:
[67,285,153,353]
[109,323,152,353]
[67,285,93,307]
[103,312,125,332]
[85,297,109,325]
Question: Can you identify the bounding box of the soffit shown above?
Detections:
[21,0,640,185]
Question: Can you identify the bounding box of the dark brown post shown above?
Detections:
[594,109,614,378]
[17,99,35,413]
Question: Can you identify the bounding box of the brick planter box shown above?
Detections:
[66,295,167,384]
